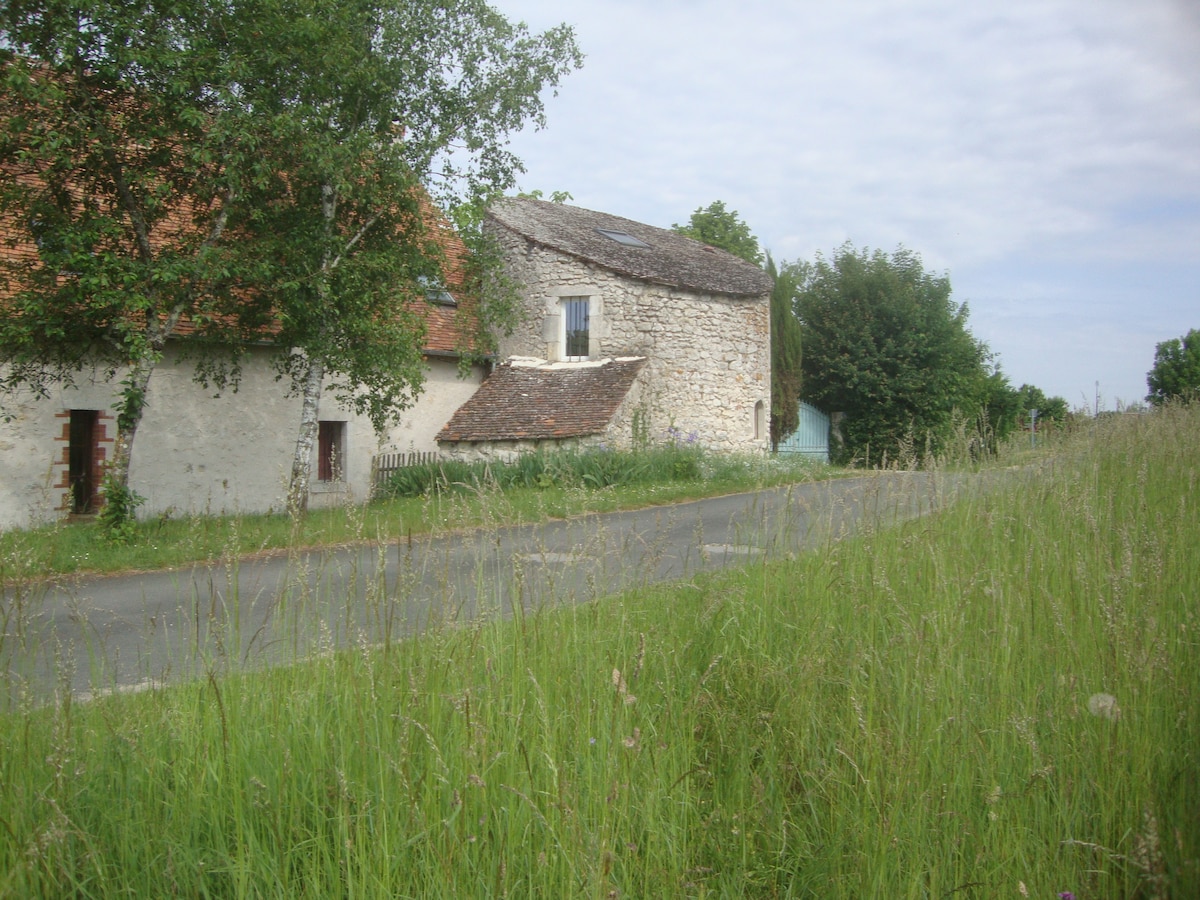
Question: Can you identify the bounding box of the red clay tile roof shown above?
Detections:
[437,357,647,443]
[0,184,474,355]
[1,60,475,356]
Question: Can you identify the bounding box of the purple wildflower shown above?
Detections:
[1058,893,1076,900]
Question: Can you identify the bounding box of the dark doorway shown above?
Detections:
[317,421,345,482]
[68,409,100,514]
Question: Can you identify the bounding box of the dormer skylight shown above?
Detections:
[417,274,457,306]
[596,228,650,248]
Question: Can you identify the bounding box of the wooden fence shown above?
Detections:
[371,451,439,487]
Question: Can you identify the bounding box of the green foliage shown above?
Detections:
[0,7,270,494]
[795,243,991,466]
[1,0,582,514]
[974,373,1068,453]
[978,367,1021,448]
[1146,327,1200,406]
[671,200,763,266]
[766,254,804,449]
[96,473,144,542]
[517,189,574,203]
[209,0,582,434]
[1014,382,1070,424]
[375,443,705,499]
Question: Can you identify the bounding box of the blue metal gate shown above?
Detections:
[776,402,829,462]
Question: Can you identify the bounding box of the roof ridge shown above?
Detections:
[488,197,772,298]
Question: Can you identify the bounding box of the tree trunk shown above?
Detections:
[286,180,339,518]
[97,351,157,532]
[287,355,325,517]
[107,359,154,493]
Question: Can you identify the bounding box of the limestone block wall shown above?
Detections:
[493,229,771,453]
[0,346,482,530]
[440,434,594,464]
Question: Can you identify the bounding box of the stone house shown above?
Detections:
[437,197,772,459]
[1,196,773,531]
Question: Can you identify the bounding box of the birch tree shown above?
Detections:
[212,0,581,514]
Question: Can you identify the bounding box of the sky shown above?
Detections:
[495,0,1200,411]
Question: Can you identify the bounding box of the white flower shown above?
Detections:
[1087,693,1121,721]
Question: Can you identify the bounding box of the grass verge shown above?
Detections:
[0,447,829,580]
[1,407,1195,896]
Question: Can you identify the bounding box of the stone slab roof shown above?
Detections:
[489,197,773,298]
[437,357,647,443]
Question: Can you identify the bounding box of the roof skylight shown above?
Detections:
[596,228,650,248]
[417,274,457,306]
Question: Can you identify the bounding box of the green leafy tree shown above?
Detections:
[765,254,803,449]
[211,0,581,514]
[976,376,1069,451]
[1014,383,1069,424]
[1,0,581,522]
[671,200,763,266]
[979,367,1021,447]
[0,4,269,533]
[794,243,990,466]
[1146,328,1200,406]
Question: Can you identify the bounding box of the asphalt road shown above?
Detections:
[2,471,969,704]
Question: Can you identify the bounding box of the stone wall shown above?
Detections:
[492,228,771,453]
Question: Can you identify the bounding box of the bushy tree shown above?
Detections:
[1146,328,1200,406]
[766,254,803,449]
[671,200,763,266]
[794,243,989,466]
[979,367,1021,446]
[211,0,581,513]
[967,373,1070,454]
[1014,383,1069,423]
[1,0,581,522]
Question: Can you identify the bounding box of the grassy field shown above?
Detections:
[0,407,1196,897]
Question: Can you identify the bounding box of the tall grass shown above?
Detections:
[376,443,710,498]
[1,405,1196,897]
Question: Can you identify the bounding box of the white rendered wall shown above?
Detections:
[0,346,482,530]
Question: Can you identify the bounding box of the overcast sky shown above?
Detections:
[496,0,1200,411]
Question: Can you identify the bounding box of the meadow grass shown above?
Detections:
[0,406,1196,897]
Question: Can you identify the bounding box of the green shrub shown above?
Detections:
[375,444,708,500]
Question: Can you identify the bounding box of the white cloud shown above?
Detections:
[499,0,1200,407]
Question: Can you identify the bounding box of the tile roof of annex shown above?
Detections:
[437,356,647,443]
